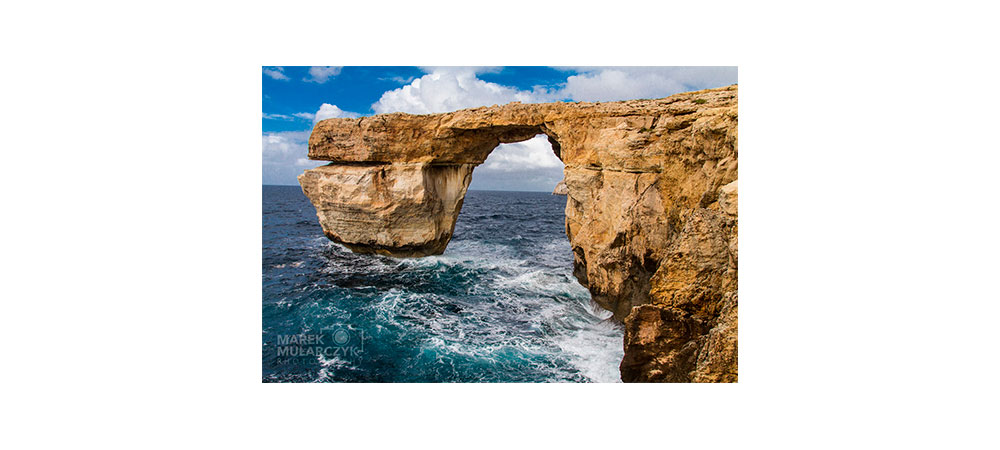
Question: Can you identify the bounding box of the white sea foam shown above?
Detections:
[399,243,524,274]
[495,270,589,299]
[553,320,625,383]
[314,354,352,382]
[421,335,546,363]
[371,289,408,321]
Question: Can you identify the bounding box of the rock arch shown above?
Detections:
[298,85,738,382]
[298,122,562,257]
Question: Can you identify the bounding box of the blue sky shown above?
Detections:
[263,66,737,190]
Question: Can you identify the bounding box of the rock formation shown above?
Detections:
[299,85,738,382]
[552,180,568,195]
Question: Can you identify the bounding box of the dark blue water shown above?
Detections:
[262,185,623,382]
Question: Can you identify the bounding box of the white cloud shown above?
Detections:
[304,66,342,83]
[262,131,311,165]
[371,68,549,114]
[262,112,293,121]
[264,112,320,122]
[470,135,564,192]
[559,69,682,102]
[313,103,360,122]
[418,66,503,75]
[263,67,288,81]
[554,67,738,102]
[262,131,323,185]
[480,135,562,172]
[378,75,416,85]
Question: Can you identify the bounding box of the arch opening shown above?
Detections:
[468,133,565,194]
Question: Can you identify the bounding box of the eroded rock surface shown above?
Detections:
[552,180,568,195]
[298,84,738,382]
[298,163,473,257]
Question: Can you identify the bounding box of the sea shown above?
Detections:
[262,185,624,382]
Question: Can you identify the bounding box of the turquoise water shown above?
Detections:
[262,186,623,382]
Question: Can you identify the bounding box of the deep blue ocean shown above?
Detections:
[262,185,623,382]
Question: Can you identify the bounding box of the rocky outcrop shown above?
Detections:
[552,180,568,195]
[621,201,738,382]
[298,163,473,256]
[299,85,738,382]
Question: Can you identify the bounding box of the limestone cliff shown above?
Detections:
[298,85,738,382]
[552,180,568,195]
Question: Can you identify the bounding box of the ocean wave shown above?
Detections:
[494,270,589,299]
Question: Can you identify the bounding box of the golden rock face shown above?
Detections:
[298,163,475,257]
[299,84,738,382]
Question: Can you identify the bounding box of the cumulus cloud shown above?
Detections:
[559,69,682,101]
[371,67,548,114]
[370,66,736,115]
[262,131,309,162]
[262,131,322,185]
[418,66,503,75]
[553,66,738,102]
[313,103,360,122]
[304,66,342,83]
[263,67,288,81]
[480,135,562,171]
[470,135,564,192]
